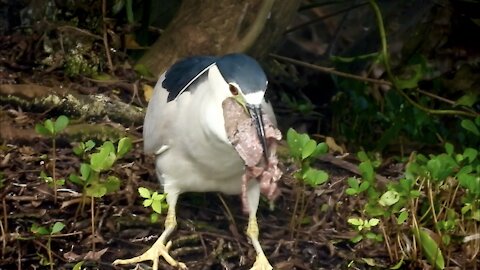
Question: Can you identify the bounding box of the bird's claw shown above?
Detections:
[250,254,273,270]
[113,240,187,270]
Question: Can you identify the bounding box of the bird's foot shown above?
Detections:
[250,253,273,270]
[113,239,187,270]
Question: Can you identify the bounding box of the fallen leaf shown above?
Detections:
[325,136,344,154]
[83,248,108,261]
[143,84,154,102]
[63,251,83,262]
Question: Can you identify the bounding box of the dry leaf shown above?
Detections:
[83,248,108,261]
[325,136,344,154]
[143,84,154,102]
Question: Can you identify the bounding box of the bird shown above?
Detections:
[113,53,277,270]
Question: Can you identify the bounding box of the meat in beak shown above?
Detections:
[247,104,268,162]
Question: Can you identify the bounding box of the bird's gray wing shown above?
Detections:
[143,56,218,154]
[143,73,173,154]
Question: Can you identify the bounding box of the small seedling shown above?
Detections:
[31,221,65,270]
[346,142,480,268]
[69,137,131,202]
[39,171,65,190]
[35,115,69,203]
[138,187,168,223]
[287,128,329,187]
[346,177,370,195]
[69,137,132,250]
[348,217,383,243]
[72,140,96,158]
[286,128,329,237]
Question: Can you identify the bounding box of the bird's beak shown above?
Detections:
[247,104,268,162]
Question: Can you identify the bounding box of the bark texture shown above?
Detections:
[138,0,300,76]
[0,84,144,126]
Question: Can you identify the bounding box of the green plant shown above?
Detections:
[345,151,386,216]
[461,117,480,136]
[347,217,383,243]
[460,116,480,147]
[412,144,479,266]
[30,221,65,270]
[280,92,321,119]
[138,187,168,223]
[69,137,131,202]
[286,128,329,237]
[72,139,96,158]
[72,261,85,270]
[346,143,480,269]
[69,137,132,250]
[39,171,65,190]
[0,171,5,189]
[35,115,69,203]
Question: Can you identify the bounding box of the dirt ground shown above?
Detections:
[0,70,387,269]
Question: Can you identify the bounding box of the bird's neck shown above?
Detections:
[199,65,232,145]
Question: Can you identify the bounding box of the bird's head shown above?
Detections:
[208,53,269,161]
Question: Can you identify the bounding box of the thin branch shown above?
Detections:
[299,1,353,12]
[57,25,103,40]
[0,201,6,257]
[102,0,114,73]
[414,88,455,105]
[285,2,368,34]
[368,0,478,118]
[275,3,479,118]
[270,53,391,85]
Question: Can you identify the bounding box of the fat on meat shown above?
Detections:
[222,98,282,213]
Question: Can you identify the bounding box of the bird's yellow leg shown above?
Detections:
[113,201,187,269]
[245,179,273,270]
[246,216,273,270]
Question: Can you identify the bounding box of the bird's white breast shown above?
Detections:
[153,68,245,195]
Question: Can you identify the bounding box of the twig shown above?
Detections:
[3,194,46,202]
[32,239,66,262]
[273,53,479,118]
[91,196,96,253]
[217,194,238,231]
[102,0,114,73]
[270,53,391,86]
[299,1,354,12]
[57,25,103,40]
[52,136,57,204]
[43,231,83,238]
[17,241,21,270]
[415,88,455,105]
[317,153,389,186]
[285,2,368,34]
[380,222,393,261]
[216,194,245,255]
[0,203,6,257]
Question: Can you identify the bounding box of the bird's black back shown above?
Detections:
[162,56,217,102]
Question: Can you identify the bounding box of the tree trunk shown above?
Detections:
[0,84,144,126]
[138,0,300,76]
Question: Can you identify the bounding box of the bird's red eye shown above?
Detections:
[229,84,239,96]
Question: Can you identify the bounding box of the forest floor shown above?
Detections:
[0,66,405,270]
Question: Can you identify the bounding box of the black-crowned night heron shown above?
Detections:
[113,53,276,269]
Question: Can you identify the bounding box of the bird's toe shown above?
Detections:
[113,239,187,270]
[250,254,273,270]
